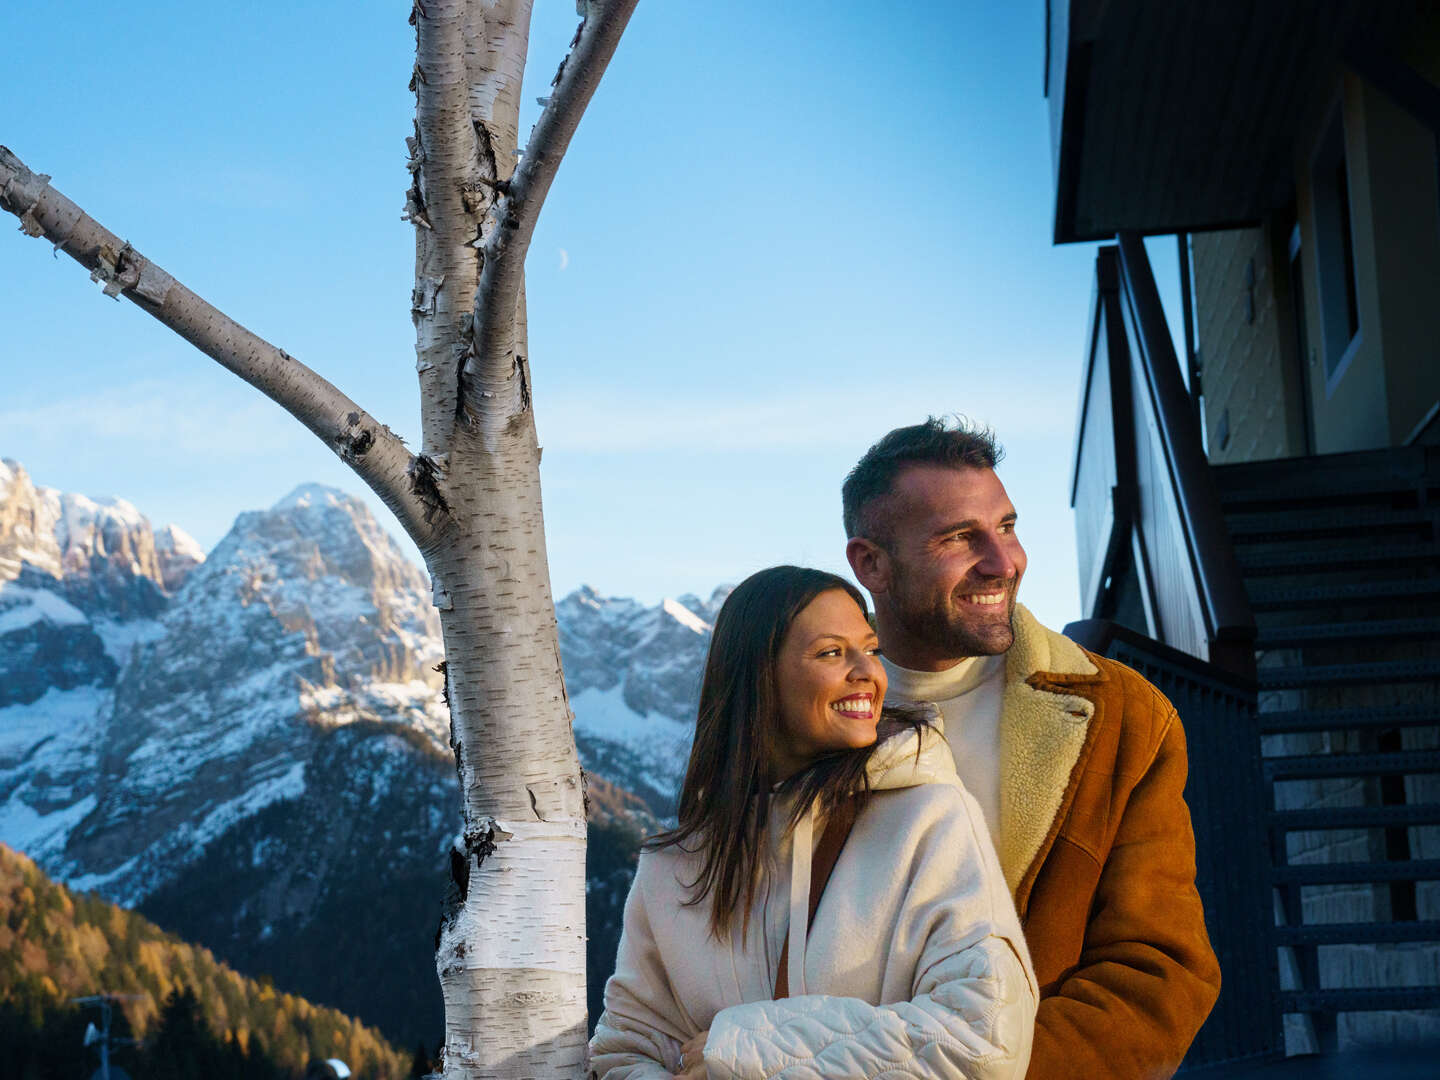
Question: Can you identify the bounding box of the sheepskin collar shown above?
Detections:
[998,604,1102,895]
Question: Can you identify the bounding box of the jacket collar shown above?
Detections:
[998,604,1104,899]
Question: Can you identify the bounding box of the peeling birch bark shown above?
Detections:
[2,1,638,1075]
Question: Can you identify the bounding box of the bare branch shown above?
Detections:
[467,0,638,396]
[0,145,441,549]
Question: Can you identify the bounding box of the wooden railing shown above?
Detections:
[1069,237,1256,678]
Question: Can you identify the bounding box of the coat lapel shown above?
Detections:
[997,605,1100,896]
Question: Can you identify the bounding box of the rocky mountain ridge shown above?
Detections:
[0,460,710,1045]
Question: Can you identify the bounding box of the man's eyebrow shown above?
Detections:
[931,518,982,538]
[931,512,1018,538]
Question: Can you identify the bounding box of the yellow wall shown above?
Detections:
[1192,228,1306,463]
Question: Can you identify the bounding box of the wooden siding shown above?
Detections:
[1049,0,1423,242]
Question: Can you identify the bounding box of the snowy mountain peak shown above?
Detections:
[2,463,726,901]
[155,523,205,561]
[271,483,352,513]
[660,597,710,635]
[54,492,149,548]
[154,524,206,594]
[570,584,605,608]
[0,458,21,499]
[0,458,179,624]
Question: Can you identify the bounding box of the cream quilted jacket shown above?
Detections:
[589,720,1037,1080]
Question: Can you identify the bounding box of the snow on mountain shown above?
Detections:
[154,523,206,592]
[555,584,728,811]
[0,461,722,903]
[0,685,109,863]
[56,483,449,902]
[0,461,166,713]
[0,457,196,628]
[0,461,714,1046]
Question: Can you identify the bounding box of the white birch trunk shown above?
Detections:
[1,0,638,1075]
[412,1,577,1073]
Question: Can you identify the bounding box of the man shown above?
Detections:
[843,417,1220,1080]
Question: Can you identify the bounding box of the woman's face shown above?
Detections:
[772,589,888,778]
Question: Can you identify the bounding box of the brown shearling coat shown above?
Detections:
[995,606,1220,1080]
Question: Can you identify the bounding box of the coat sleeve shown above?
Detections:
[1026,705,1221,1080]
[702,934,1034,1080]
[589,858,690,1080]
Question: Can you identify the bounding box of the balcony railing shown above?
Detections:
[1069,235,1256,678]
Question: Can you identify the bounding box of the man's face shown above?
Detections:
[871,465,1027,665]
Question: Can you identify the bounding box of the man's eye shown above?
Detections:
[867,645,883,657]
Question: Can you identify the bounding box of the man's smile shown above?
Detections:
[959,591,1006,606]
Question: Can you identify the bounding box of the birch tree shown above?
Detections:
[0,0,638,1075]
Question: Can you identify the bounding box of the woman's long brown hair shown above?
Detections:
[646,565,928,938]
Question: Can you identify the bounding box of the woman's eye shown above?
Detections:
[867,646,883,656]
[816,647,841,658]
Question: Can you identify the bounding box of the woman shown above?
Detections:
[589,566,1036,1080]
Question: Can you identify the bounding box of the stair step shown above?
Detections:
[1249,578,1440,611]
[1257,658,1440,690]
[1236,541,1437,575]
[1255,617,1440,649]
[1274,921,1440,947]
[1263,749,1440,781]
[1259,704,1440,734]
[1215,446,1435,508]
[1269,803,1440,830]
[1273,859,1440,885]
[1226,505,1436,541]
[1280,987,1440,1014]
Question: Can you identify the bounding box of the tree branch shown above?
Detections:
[466,0,638,404]
[0,145,442,548]
[410,0,534,460]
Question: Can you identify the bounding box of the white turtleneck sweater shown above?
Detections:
[882,651,1007,849]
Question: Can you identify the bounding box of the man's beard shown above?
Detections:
[892,574,1018,659]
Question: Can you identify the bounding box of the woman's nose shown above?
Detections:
[850,650,883,682]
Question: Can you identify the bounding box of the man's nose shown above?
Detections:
[974,533,1018,579]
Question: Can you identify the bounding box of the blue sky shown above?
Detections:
[0,2,1188,632]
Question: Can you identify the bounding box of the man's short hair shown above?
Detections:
[842,416,1004,541]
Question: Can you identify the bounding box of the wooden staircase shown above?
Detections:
[1213,445,1440,1051]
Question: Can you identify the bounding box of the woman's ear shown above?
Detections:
[846,537,890,594]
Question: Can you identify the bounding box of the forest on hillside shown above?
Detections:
[0,844,413,1079]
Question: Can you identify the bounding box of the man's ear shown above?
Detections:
[846,536,890,594]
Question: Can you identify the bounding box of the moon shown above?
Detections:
[558,248,569,271]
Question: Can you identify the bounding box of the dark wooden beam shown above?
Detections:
[1346,39,1440,138]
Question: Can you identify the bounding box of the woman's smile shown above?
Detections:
[829,693,876,717]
